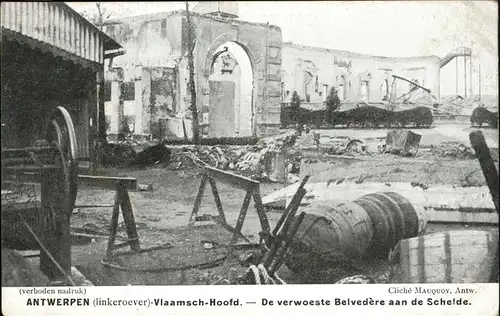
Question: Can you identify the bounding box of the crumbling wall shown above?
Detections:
[281,43,441,106]
[103,15,184,138]
[192,13,283,137]
[103,11,282,139]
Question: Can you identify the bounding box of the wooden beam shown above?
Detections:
[77,175,137,190]
[12,173,138,191]
[189,175,208,226]
[392,74,431,93]
[262,181,498,225]
[202,166,259,191]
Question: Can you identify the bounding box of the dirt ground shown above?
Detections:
[65,125,498,286]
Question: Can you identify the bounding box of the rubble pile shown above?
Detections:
[318,136,385,156]
[438,95,480,115]
[99,139,171,167]
[98,141,137,167]
[429,142,476,160]
[318,136,351,155]
[166,131,303,182]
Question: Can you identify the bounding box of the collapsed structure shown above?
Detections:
[280,42,441,110]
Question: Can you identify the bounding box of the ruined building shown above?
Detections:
[280,42,442,111]
[102,3,282,140]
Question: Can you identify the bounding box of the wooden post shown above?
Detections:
[119,184,140,251]
[189,175,208,226]
[229,191,253,249]
[185,1,199,144]
[209,178,227,225]
[96,70,106,166]
[251,188,271,236]
[106,187,121,259]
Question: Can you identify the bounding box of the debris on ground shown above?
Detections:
[429,141,477,159]
[164,131,302,182]
[133,143,171,167]
[138,184,154,191]
[385,130,422,156]
[99,138,171,167]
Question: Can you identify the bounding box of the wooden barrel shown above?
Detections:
[285,199,373,274]
[381,192,427,238]
[353,192,426,258]
[390,230,499,283]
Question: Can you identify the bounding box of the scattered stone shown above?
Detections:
[146,216,161,222]
[335,275,374,284]
[165,131,302,183]
[138,184,153,191]
[430,142,477,160]
[203,242,213,250]
[238,253,254,263]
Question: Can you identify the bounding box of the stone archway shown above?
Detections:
[203,38,255,137]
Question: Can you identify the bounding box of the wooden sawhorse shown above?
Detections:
[76,175,142,260]
[189,166,272,253]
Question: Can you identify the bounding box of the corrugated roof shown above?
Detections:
[1,2,123,66]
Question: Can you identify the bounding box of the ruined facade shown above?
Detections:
[280,42,441,110]
[102,10,282,139]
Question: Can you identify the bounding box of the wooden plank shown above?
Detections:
[105,188,121,259]
[272,176,310,236]
[78,175,137,190]
[12,173,138,191]
[251,188,271,236]
[203,166,259,191]
[426,208,498,224]
[263,181,495,210]
[119,187,140,251]
[263,181,498,224]
[208,178,227,225]
[189,175,208,226]
[228,191,253,250]
[469,131,500,211]
[392,75,431,93]
[3,165,59,172]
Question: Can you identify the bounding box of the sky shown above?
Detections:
[68,1,498,96]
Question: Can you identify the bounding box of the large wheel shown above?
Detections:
[45,107,78,211]
[39,144,72,279]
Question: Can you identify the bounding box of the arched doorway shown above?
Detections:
[360,80,369,101]
[208,42,253,137]
[381,79,389,101]
[337,75,347,101]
